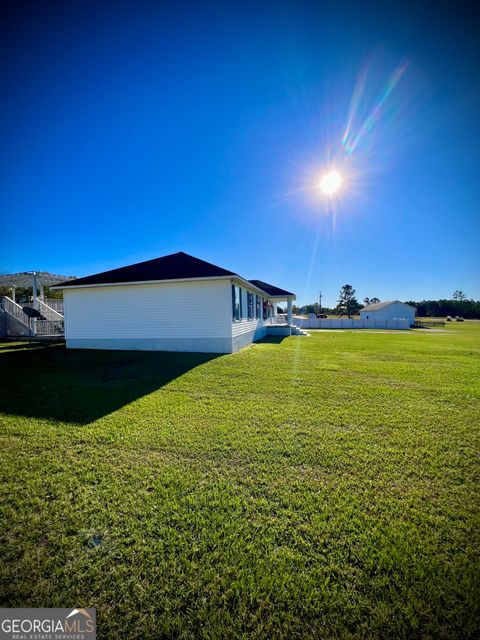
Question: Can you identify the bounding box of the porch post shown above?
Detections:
[32,272,38,309]
[287,299,293,324]
[11,286,16,303]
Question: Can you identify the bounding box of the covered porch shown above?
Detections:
[261,292,307,337]
[267,295,295,325]
[247,279,296,325]
[265,296,308,337]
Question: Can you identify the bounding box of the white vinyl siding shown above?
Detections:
[359,302,415,325]
[64,279,232,340]
[62,276,293,353]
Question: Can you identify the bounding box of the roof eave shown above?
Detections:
[230,276,295,299]
[51,275,235,290]
[267,294,296,301]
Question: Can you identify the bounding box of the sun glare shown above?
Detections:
[319,170,343,196]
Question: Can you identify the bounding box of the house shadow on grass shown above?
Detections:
[255,335,288,345]
[0,343,221,425]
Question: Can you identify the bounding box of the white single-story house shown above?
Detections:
[360,300,416,326]
[52,252,297,353]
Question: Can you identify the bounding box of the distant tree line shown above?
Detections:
[404,299,480,319]
[294,286,480,319]
[292,302,336,315]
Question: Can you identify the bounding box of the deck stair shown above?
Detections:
[272,315,308,336]
[0,296,30,337]
[266,321,309,337]
[291,325,309,336]
[37,298,64,321]
[0,296,64,337]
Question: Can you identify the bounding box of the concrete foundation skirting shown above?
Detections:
[232,326,268,352]
[67,337,233,353]
[67,325,293,354]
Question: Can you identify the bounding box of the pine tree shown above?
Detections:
[337,285,360,318]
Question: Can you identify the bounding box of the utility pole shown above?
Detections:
[318,290,322,313]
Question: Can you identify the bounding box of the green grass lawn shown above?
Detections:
[1,324,479,639]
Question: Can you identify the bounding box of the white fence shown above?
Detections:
[35,319,65,336]
[293,316,410,330]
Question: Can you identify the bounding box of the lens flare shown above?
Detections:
[342,60,409,156]
[319,170,342,195]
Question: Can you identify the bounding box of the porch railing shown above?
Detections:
[35,320,65,336]
[44,298,64,314]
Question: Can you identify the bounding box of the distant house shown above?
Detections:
[53,252,297,353]
[360,300,416,326]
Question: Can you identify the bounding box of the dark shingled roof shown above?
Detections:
[248,279,295,298]
[57,252,236,287]
[362,300,416,312]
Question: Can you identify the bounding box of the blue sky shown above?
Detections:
[1,1,479,307]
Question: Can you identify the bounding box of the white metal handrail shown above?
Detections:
[44,298,64,313]
[37,298,64,321]
[0,296,30,336]
[1,296,29,327]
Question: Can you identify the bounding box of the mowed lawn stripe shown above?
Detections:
[1,323,479,639]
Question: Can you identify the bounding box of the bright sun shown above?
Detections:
[319,170,342,196]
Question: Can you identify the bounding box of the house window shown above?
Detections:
[247,291,254,319]
[262,298,267,320]
[255,294,260,319]
[232,284,242,321]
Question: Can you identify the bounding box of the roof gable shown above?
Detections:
[57,252,236,287]
[361,300,416,312]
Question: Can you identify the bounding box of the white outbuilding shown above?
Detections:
[360,300,416,326]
